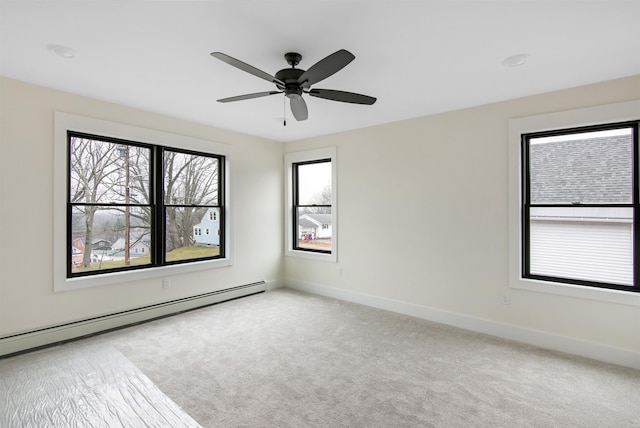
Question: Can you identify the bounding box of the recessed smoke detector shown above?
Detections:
[502,53,530,68]
[46,44,76,59]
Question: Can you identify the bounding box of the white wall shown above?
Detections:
[284,75,640,359]
[2,74,639,367]
[0,77,284,335]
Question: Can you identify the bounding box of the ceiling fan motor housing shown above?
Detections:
[275,66,305,99]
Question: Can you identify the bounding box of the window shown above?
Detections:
[509,100,640,305]
[285,147,337,262]
[54,112,232,291]
[293,159,332,253]
[68,132,224,278]
[521,123,638,292]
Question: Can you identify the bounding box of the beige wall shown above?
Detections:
[0,77,284,335]
[2,74,639,359]
[284,75,640,354]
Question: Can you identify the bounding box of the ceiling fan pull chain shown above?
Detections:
[283,96,287,126]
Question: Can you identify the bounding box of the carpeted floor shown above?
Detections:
[3,288,640,427]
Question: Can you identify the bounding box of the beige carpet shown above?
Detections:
[4,288,640,427]
[95,288,639,427]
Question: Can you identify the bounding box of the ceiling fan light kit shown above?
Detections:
[210,49,376,122]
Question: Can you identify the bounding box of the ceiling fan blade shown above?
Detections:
[297,49,355,87]
[290,97,308,121]
[211,52,284,86]
[308,89,377,105]
[217,91,281,103]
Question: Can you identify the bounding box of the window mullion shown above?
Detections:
[153,146,164,266]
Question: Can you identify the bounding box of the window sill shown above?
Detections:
[510,277,640,307]
[55,258,232,292]
[285,249,336,263]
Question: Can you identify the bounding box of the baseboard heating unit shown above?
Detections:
[0,281,267,358]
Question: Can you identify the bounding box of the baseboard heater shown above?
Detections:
[0,281,267,358]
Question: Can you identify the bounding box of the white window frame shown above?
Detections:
[54,112,234,292]
[508,100,640,306]
[284,147,337,263]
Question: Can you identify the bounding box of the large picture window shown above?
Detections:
[521,122,638,293]
[68,132,224,278]
[54,112,232,291]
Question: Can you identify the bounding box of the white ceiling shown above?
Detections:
[1,1,639,143]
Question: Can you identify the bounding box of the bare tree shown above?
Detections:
[116,145,151,265]
[70,137,120,267]
[71,139,218,267]
[164,151,219,252]
[307,184,332,214]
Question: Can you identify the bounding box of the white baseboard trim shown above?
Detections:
[265,278,285,291]
[286,280,640,370]
[0,281,267,358]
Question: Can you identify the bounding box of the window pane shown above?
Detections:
[297,161,332,205]
[528,128,632,204]
[296,207,332,251]
[70,137,151,204]
[164,151,219,206]
[529,207,633,286]
[166,207,220,261]
[71,206,152,273]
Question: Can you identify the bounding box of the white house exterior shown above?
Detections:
[529,208,632,285]
[193,208,220,246]
[111,236,150,257]
[298,213,332,240]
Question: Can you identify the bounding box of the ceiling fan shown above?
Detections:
[210,49,376,122]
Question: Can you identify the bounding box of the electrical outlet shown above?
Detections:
[162,278,170,289]
[502,294,511,305]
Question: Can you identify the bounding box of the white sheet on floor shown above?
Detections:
[0,342,201,428]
